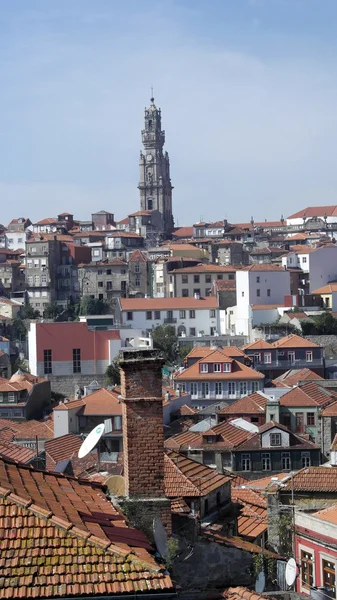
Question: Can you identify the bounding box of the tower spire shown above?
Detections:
[150,86,154,104]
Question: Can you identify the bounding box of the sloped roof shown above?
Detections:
[242,339,274,350]
[283,466,337,492]
[45,434,82,466]
[0,440,36,464]
[273,368,323,388]
[272,333,321,349]
[172,226,194,238]
[312,283,337,294]
[288,205,337,219]
[186,346,247,360]
[235,421,318,451]
[164,451,230,497]
[199,350,233,364]
[171,263,237,273]
[240,264,286,272]
[322,400,337,416]
[120,296,218,310]
[165,422,251,451]
[231,486,267,539]
[223,587,276,600]
[0,458,172,598]
[280,386,320,407]
[129,249,150,262]
[217,393,267,415]
[80,388,123,416]
[175,358,264,381]
[314,503,337,524]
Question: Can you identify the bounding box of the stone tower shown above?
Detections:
[138,96,174,235]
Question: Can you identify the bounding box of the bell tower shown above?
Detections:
[138,96,174,235]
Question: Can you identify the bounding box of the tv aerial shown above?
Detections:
[78,423,105,471]
[285,557,297,588]
[255,571,266,594]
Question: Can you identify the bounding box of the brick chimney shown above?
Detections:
[119,349,171,533]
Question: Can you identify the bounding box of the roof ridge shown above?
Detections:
[0,486,161,573]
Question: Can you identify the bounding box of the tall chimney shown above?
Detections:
[119,349,171,532]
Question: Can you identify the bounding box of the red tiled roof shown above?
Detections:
[288,205,337,219]
[272,333,321,349]
[172,227,194,238]
[223,586,277,600]
[283,466,337,492]
[203,530,279,557]
[212,279,236,291]
[54,397,85,411]
[280,386,320,407]
[120,296,219,310]
[312,283,337,294]
[314,503,337,524]
[247,473,289,489]
[165,451,230,498]
[171,263,237,273]
[171,497,191,514]
[231,487,267,539]
[129,249,150,262]
[217,393,267,415]
[0,458,172,597]
[273,368,323,387]
[0,441,36,464]
[173,404,197,417]
[186,346,247,360]
[165,421,251,452]
[242,339,274,350]
[80,388,123,416]
[241,264,286,271]
[175,358,264,381]
[45,434,82,468]
[236,421,318,451]
[322,400,337,416]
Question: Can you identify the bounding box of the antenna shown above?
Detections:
[78,423,105,470]
[285,557,297,588]
[153,517,168,558]
[255,571,266,594]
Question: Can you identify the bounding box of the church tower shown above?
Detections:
[138,96,174,235]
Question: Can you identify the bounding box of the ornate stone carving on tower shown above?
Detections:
[138,96,174,235]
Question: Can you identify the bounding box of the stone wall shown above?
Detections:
[46,374,106,397]
[172,538,254,589]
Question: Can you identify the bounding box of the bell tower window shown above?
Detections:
[148,120,152,130]
[148,199,153,210]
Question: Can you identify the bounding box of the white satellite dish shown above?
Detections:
[255,571,266,594]
[153,517,168,558]
[285,557,297,587]
[78,423,105,459]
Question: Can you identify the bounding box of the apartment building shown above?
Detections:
[235,264,291,336]
[78,258,129,301]
[117,296,220,337]
[171,264,237,298]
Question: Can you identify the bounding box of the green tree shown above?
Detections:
[105,360,121,386]
[19,304,40,319]
[152,325,179,365]
[78,296,110,316]
[43,302,63,320]
[314,311,337,334]
[178,344,193,365]
[11,317,27,340]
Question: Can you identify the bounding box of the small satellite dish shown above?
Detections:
[105,475,125,496]
[153,517,168,558]
[285,557,297,587]
[255,571,266,594]
[78,423,105,459]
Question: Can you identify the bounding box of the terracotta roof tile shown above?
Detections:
[203,531,279,557]
[273,368,323,387]
[0,441,36,464]
[284,466,337,492]
[242,339,274,350]
[175,358,264,381]
[171,264,237,273]
[312,283,337,294]
[165,451,230,498]
[165,421,251,451]
[272,334,321,349]
[45,434,83,469]
[80,388,123,416]
[218,393,267,415]
[120,296,218,311]
[186,345,247,360]
[223,586,277,600]
[288,205,337,219]
[314,503,337,524]
[236,421,318,451]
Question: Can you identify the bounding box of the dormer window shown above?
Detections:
[214,363,221,372]
[223,363,231,372]
[270,432,282,446]
[200,363,208,373]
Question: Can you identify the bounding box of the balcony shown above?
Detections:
[253,358,323,370]
[164,317,177,324]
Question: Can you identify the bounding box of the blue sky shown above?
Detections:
[1,0,337,225]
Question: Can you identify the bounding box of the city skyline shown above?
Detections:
[1,1,337,225]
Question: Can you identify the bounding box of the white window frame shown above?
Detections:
[298,544,315,594]
[223,363,231,372]
[241,454,251,471]
[264,352,272,364]
[261,453,271,471]
[214,363,221,373]
[306,351,313,363]
[200,363,208,373]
